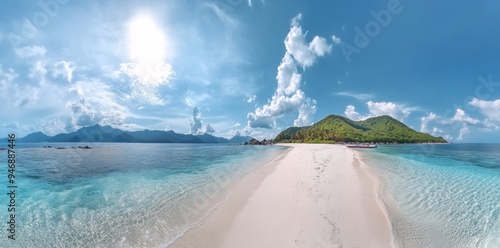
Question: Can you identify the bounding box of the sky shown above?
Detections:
[1,0,499,142]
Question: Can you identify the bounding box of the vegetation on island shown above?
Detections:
[274,115,447,144]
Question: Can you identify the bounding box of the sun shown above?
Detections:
[127,15,167,63]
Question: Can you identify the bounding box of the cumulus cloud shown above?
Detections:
[190,107,203,134]
[469,98,500,122]
[285,16,332,68]
[452,109,480,124]
[420,112,438,132]
[40,119,67,136]
[66,80,129,132]
[189,107,215,134]
[418,107,499,141]
[28,61,47,81]
[118,62,174,105]
[204,123,215,134]
[344,105,362,121]
[15,45,46,58]
[53,61,76,83]
[343,101,415,121]
[294,98,317,126]
[367,101,413,121]
[247,14,332,129]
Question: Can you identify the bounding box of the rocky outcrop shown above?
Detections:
[243,138,274,145]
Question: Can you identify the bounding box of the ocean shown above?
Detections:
[359,144,500,248]
[0,143,288,248]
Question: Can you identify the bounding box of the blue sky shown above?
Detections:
[1,0,499,142]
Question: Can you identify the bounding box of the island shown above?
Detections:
[274,115,447,144]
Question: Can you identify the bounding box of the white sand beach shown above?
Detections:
[170,144,393,248]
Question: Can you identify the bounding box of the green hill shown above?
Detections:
[274,115,447,144]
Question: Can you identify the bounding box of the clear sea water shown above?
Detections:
[359,144,500,248]
[0,143,288,248]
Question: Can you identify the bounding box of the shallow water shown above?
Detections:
[360,144,500,248]
[0,143,288,247]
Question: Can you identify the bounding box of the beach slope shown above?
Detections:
[170,144,393,248]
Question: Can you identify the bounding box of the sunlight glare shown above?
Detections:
[127,15,167,63]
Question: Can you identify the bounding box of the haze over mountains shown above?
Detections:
[8,124,253,144]
[8,115,447,144]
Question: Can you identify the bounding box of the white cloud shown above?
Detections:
[452,109,480,124]
[204,123,215,134]
[420,112,437,132]
[344,105,363,121]
[285,15,332,68]
[190,107,203,134]
[276,53,302,96]
[248,14,331,129]
[29,61,47,81]
[0,122,19,129]
[118,62,174,105]
[189,107,215,134]
[53,61,76,83]
[332,35,341,44]
[66,79,129,132]
[469,98,500,122]
[343,101,416,122]
[309,36,331,57]
[457,123,469,141]
[232,122,241,128]
[184,89,211,108]
[15,45,46,58]
[337,92,374,101]
[291,14,302,26]
[367,101,413,121]
[432,127,443,135]
[0,66,17,92]
[294,97,317,126]
[418,108,498,141]
[247,95,257,103]
[205,2,238,27]
[40,119,67,136]
[233,125,276,140]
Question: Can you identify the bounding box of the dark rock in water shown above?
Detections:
[0,148,6,150]
[78,145,92,149]
[243,138,274,146]
[56,147,66,149]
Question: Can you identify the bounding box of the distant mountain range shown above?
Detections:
[275,115,447,143]
[6,125,253,144]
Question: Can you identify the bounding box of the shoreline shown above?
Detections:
[170,144,394,248]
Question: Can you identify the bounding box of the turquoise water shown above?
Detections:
[0,143,288,247]
[360,144,500,248]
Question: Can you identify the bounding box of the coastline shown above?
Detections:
[170,144,394,248]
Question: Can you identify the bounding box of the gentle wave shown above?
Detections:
[359,144,500,248]
[0,143,288,247]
